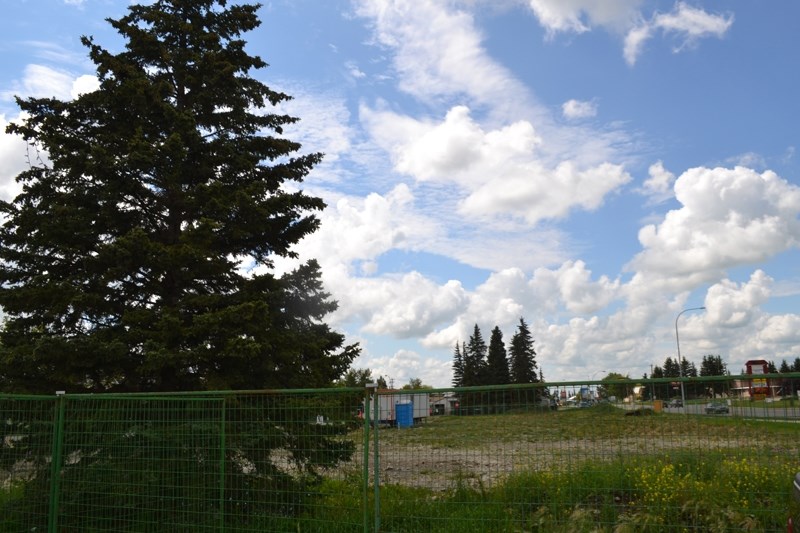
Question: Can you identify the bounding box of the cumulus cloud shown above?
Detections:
[757,314,800,345]
[357,349,453,388]
[358,275,469,338]
[629,166,800,278]
[637,160,676,203]
[70,74,100,98]
[363,104,630,225]
[419,261,622,352]
[553,261,620,314]
[272,184,439,277]
[0,115,29,201]
[461,160,630,223]
[705,271,771,328]
[562,99,597,120]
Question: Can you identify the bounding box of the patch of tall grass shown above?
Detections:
[306,451,799,532]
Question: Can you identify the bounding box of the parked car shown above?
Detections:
[667,399,683,408]
[704,401,729,414]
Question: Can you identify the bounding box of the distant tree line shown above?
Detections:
[650,355,800,379]
[645,355,800,399]
[451,318,540,388]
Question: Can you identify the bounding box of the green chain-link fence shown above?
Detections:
[3,376,800,532]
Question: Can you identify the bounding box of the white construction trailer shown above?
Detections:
[365,391,430,426]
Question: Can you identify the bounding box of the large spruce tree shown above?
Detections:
[463,324,488,386]
[0,0,357,393]
[451,342,464,387]
[509,318,538,384]
[486,326,510,385]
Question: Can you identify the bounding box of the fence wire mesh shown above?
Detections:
[2,375,800,532]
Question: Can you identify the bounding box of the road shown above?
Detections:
[664,402,800,420]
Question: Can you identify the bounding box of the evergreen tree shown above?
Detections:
[779,359,791,373]
[663,357,680,378]
[463,325,487,386]
[793,358,800,372]
[680,358,698,378]
[486,326,510,385]
[699,355,727,376]
[451,342,464,388]
[700,355,727,395]
[0,3,363,524]
[0,0,358,393]
[767,360,778,373]
[509,318,538,384]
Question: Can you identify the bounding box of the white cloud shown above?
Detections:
[363,104,630,225]
[554,260,620,314]
[629,166,800,278]
[359,275,469,338]
[562,99,597,120]
[344,60,366,79]
[524,0,733,66]
[272,83,357,184]
[357,349,453,388]
[637,160,675,203]
[705,270,771,328]
[354,0,531,117]
[654,2,733,43]
[623,23,653,65]
[1,64,75,103]
[526,0,643,35]
[460,160,631,224]
[726,152,766,169]
[0,115,29,201]
[377,105,541,185]
[420,261,621,351]
[624,2,733,65]
[270,184,440,280]
[756,314,800,345]
[70,74,100,98]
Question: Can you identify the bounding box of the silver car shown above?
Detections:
[704,401,729,414]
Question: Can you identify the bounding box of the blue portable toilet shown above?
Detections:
[396,402,413,428]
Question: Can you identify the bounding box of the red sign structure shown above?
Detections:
[745,359,770,400]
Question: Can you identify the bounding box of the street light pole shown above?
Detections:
[675,306,705,410]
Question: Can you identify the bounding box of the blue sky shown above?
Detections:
[2,1,799,387]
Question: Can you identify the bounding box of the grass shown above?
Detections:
[353,404,800,531]
[305,450,799,532]
[379,402,798,449]
[4,404,799,531]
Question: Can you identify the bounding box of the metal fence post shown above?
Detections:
[47,391,67,533]
[363,384,376,533]
[372,387,380,532]
[219,398,226,533]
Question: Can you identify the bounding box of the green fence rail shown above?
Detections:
[3,375,800,532]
